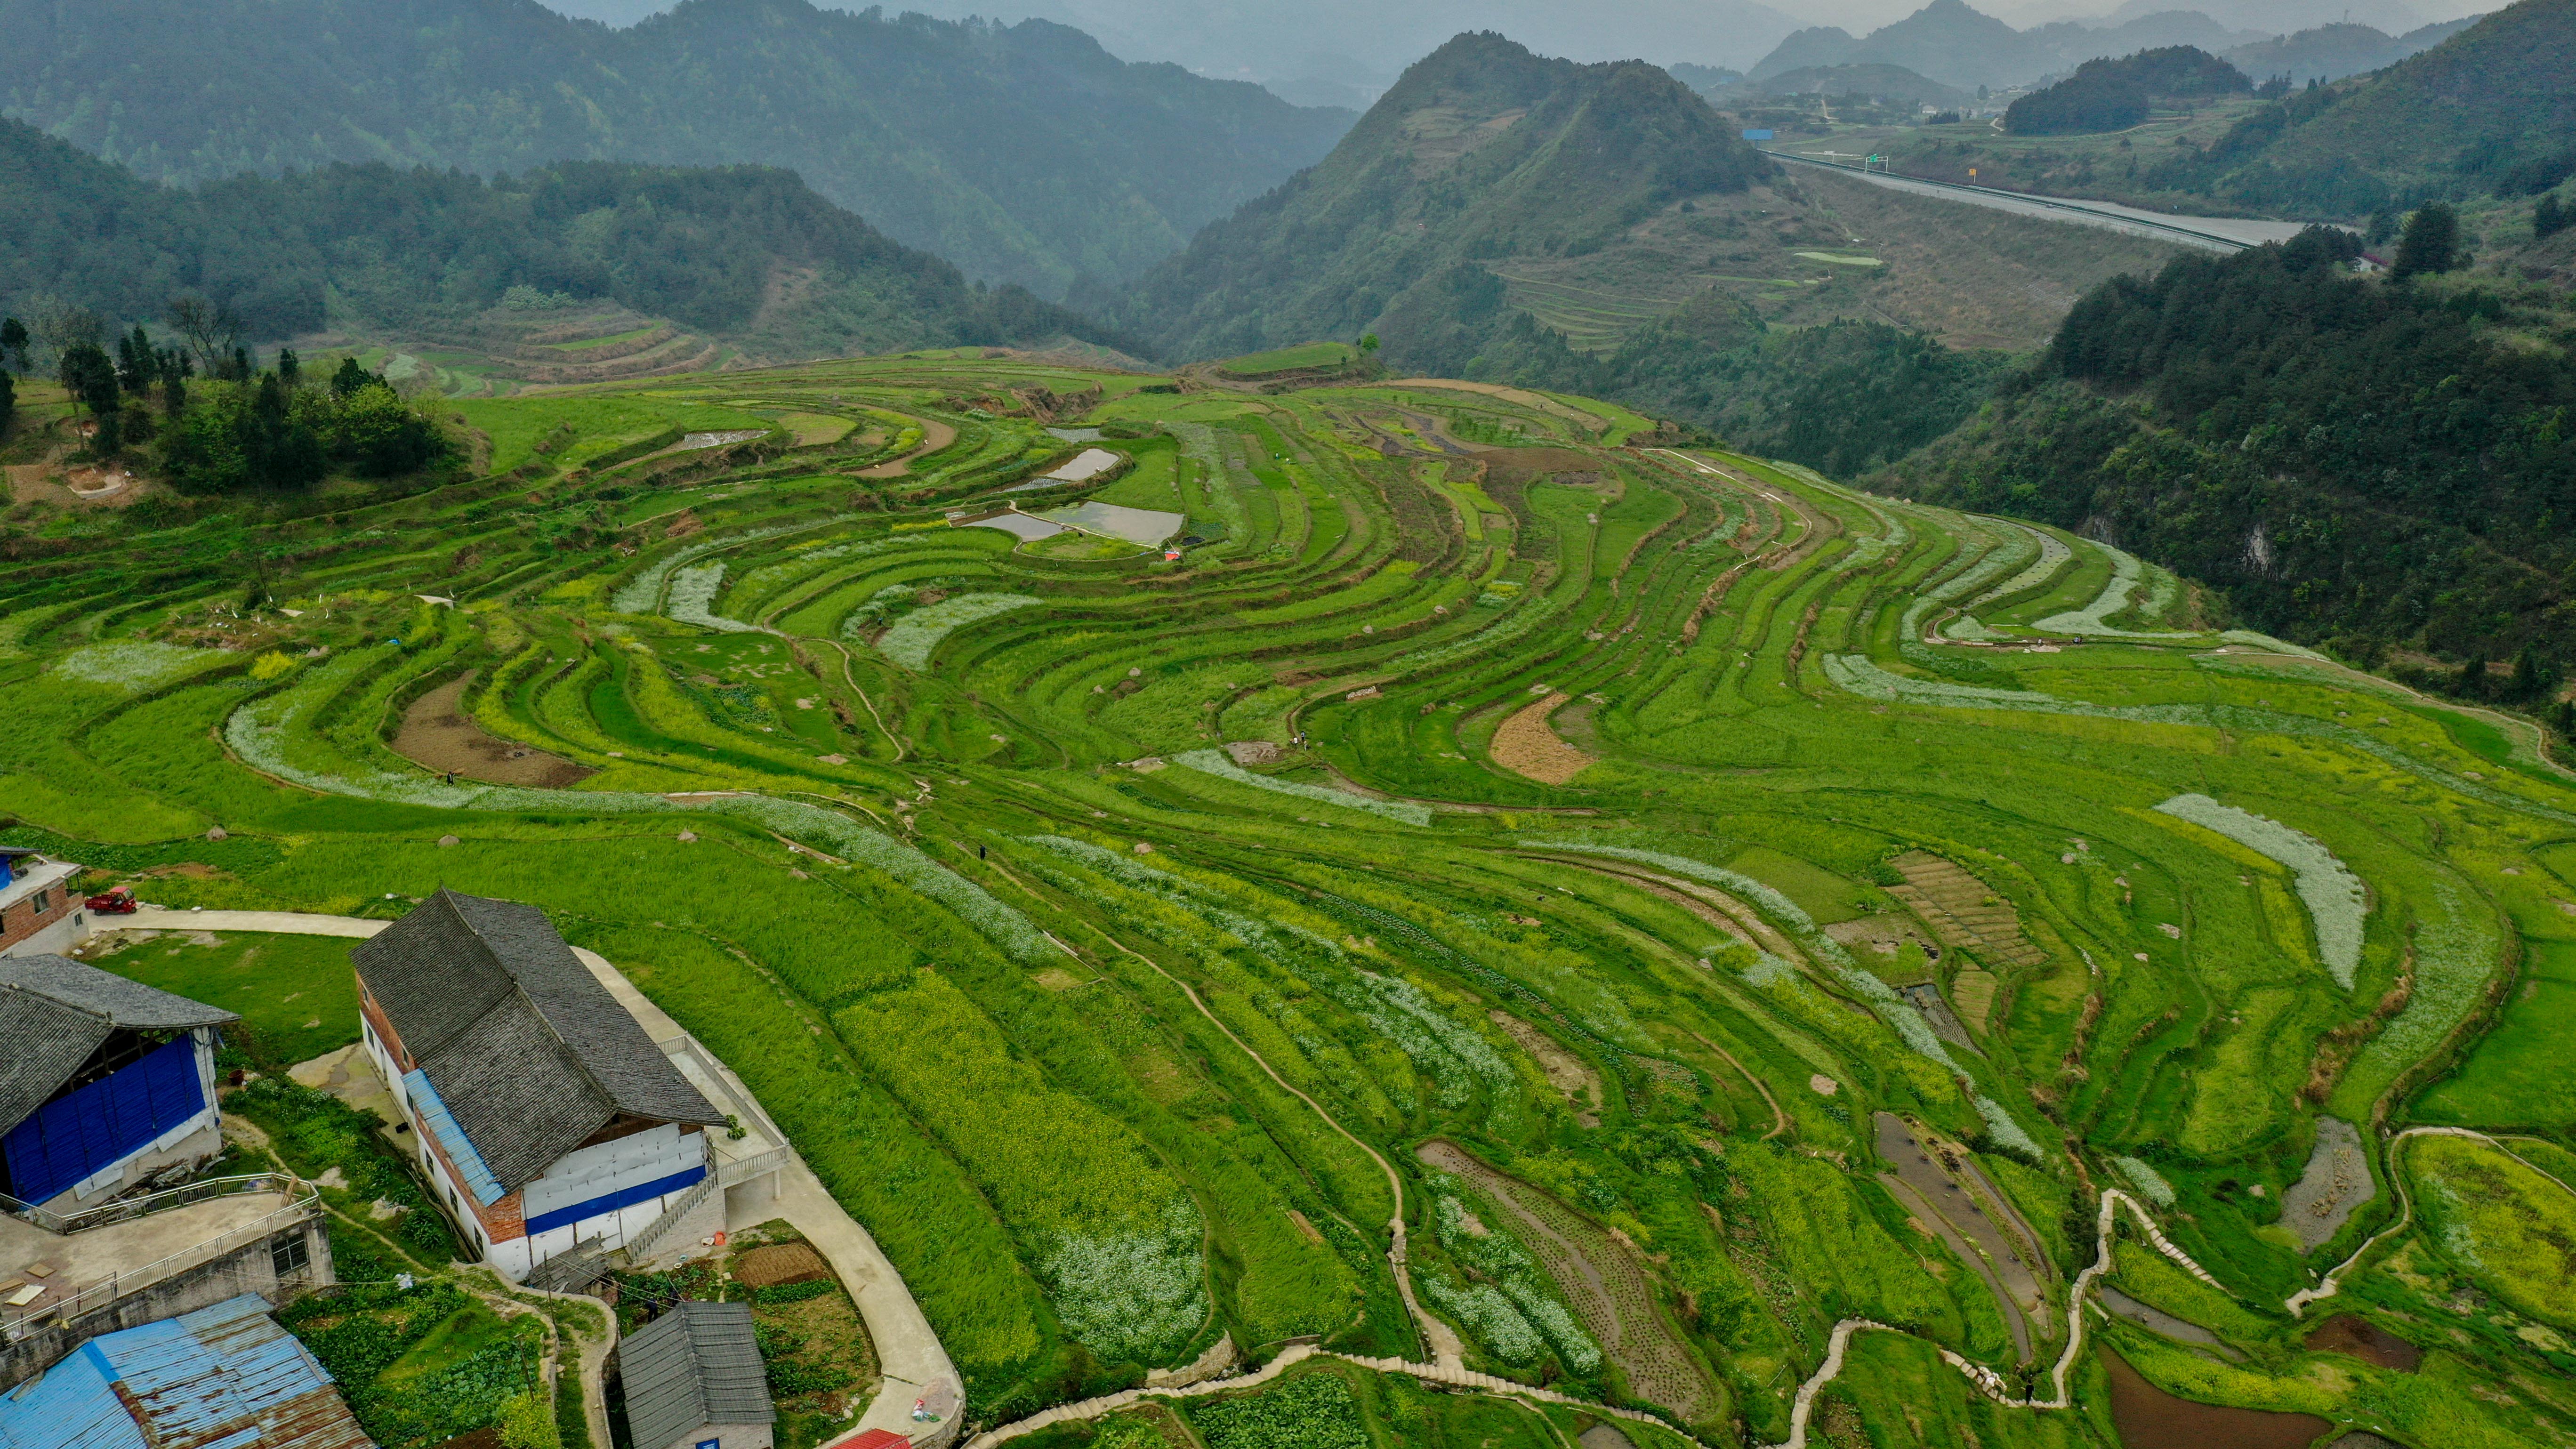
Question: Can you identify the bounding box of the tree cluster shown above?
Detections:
[1890,227,2576,674]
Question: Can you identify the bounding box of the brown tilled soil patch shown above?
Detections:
[856,416,959,478]
[391,675,595,788]
[732,1240,831,1289]
[1489,1010,1601,1127]
[1887,851,2048,969]
[1417,1140,1715,1422]
[1491,692,1595,785]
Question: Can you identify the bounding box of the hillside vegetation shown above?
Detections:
[5,351,2573,1448]
[0,121,1125,366]
[1885,227,2576,681]
[0,0,1354,292]
[1103,33,2181,471]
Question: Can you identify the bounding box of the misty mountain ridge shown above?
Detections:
[0,0,1353,296]
[1750,0,2488,90]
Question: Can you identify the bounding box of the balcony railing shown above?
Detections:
[2,1175,321,1342]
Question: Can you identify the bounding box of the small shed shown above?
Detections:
[0,955,236,1211]
[620,1301,775,1449]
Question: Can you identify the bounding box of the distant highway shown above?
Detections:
[1763,151,2314,254]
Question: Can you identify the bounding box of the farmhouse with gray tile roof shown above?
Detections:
[354,890,723,1282]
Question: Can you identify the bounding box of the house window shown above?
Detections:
[271,1232,311,1277]
[32,889,48,912]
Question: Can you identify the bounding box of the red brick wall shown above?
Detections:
[366,982,529,1246]
[0,884,77,951]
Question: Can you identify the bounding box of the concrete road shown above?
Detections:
[1770,152,2316,252]
[113,907,962,1446]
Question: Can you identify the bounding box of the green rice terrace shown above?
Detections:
[9,351,2576,1449]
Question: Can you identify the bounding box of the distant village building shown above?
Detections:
[354,890,726,1281]
[618,1300,776,1449]
[0,848,90,959]
[0,1292,372,1449]
[0,955,234,1213]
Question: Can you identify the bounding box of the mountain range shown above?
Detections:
[1749,0,2481,90]
[0,0,1352,296]
[0,119,1123,366]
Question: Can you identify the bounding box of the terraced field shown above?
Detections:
[9,354,2576,1449]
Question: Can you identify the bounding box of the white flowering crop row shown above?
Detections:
[1173,750,1434,826]
[875,593,1043,669]
[2115,1156,2177,1208]
[223,649,1052,961]
[607,521,808,614]
[1428,1187,1602,1371]
[664,564,768,634]
[50,640,229,694]
[1041,1197,1210,1362]
[2031,546,2193,638]
[2155,793,2366,988]
[1966,524,2071,611]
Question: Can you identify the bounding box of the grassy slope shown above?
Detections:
[5,354,2573,1445]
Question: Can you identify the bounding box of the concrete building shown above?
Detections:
[0,956,233,1214]
[353,891,727,1282]
[0,848,90,960]
[0,1291,371,1449]
[619,1301,775,1449]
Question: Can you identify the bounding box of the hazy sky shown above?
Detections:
[539,0,2502,85]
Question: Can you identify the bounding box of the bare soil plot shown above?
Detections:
[856,416,959,478]
[1491,692,1596,785]
[391,674,594,787]
[2279,1116,2376,1252]
[1872,1113,2052,1363]
[1417,1140,1716,1423]
[1489,1010,1601,1127]
[1887,851,2050,970]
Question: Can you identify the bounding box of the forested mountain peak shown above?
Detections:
[1096,33,1769,364]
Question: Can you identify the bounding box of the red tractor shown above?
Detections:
[85,885,138,915]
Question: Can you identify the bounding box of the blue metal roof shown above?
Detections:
[0,1294,373,1449]
[402,1068,507,1205]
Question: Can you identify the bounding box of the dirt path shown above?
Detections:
[1417,1141,1716,1424]
[1766,1188,2222,1449]
[1381,378,1611,434]
[1490,692,1596,784]
[2286,1125,2576,1317]
[1087,928,1461,1370]
[856,415,959,478]
[392,674,595,787]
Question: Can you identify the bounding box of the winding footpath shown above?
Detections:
[2287,1125,2576,1317]
[1086,928,1465,1370]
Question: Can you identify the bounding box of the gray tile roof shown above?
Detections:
[0,956,236,1137]
[351,891,721,1194]
[620,1302,774,1449]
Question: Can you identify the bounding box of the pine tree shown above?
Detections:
[2392,204,2461,279]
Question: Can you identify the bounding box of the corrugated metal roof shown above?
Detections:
[620,1302,773,1449]
[0,1295,374,1449]
[402,1069,507,1207]
[354,892,719,1194]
